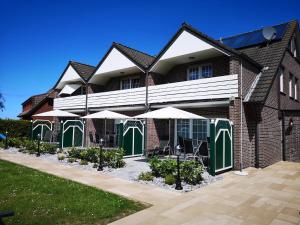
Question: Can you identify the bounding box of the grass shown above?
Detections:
[0,160,147,225]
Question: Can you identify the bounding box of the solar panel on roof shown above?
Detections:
[221,23,288,49]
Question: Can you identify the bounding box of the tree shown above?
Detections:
[0,93,4,111]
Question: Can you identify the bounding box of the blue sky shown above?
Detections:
[0,0,299,119]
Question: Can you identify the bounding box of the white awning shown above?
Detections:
[82,110,130,119]
[58,84,81,96]
[33,109,79,117]
[134,107,207,119]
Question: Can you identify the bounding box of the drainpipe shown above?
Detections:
[281,110,286,161]
[234,59,248,176]
[144,70,149,157]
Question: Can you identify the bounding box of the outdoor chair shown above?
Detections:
[89,132,98,147]
[95,133,100,144]
[198,141,209,168]
[178,136,185,153]
[155,140,170,156]
[183,138,197,159]
[0,210,14,225]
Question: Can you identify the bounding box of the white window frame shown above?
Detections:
[120,76,140,90]
[187,64,213,81]
[290,38,297,58]
[279,67,284,93]
[295,78,298,100]
[289,74,293,98]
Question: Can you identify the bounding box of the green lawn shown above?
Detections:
[0,160,147,225]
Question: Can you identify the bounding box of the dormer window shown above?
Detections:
[290,38,297,58]
[187,64,212,81]
[120,77,140,90]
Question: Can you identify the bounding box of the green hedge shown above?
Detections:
[0,119,31,138]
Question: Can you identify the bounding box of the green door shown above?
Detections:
[120,120,144,156]
[32,120,52,141]
[210,119,233,175]
[61,120,84,148]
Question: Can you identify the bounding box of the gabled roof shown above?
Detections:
[225,20,298,103]
[88,42,155,83]
[69,61,95,81]
[149,22,263,71]
[53,61,95,89]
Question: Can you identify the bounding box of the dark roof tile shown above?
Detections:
[70,61,95,81]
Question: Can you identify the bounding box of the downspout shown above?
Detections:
[144,70,149,157]
[234,59,248,176]
[281,110,286,161]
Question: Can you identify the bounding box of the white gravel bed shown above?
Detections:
[2,147,223,192]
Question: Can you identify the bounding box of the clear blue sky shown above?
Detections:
[0,0,299,119]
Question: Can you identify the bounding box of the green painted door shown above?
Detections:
[31,120,52,141]
[61,120,84,148]
[210,119,233,175]
[121,120,144,156]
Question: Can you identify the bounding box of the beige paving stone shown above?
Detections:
[1,150,300,225]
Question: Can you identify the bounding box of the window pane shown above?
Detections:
[131,78,140,89]
[177,119,190,139]
[280,67,284,92]
[192,119,207,145]
[121,79,131,90]
[289,74,293,97]
[188,67,200,80]
[201,65,213,78]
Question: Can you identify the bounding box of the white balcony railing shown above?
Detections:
[54,74,238,111]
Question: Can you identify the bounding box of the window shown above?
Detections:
[289,74,293,98]
[187,64,212,80]
[176,119,208,145]
[279,67,284,93]
[120,77,140,90]
[295,78,298,100]
[290,38,297,58]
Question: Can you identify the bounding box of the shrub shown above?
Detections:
[0,141,4,149]
[79,160,88,165]
[149,157,177,178]
[8,137,23,148]
[68,148,81,158]
[180,161,204,185]
[0,119,31,138]
[67,158,76,163]
[22,139,37,154]
[138,172,154,181]
[57,154,65,161]
[103,148,125,168]
[93,163,98,168]
[41,143,57,154]
[164,174,175,185]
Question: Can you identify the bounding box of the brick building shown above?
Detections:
[24,20,300,169]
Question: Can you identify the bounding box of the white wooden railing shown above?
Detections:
[54,74,238,111]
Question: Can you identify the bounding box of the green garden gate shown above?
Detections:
[31,120,53,141]
[117,120,144,157]
[60,120,84,148]
[209,118,233,175]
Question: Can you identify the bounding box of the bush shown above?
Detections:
[149,157,177,178]
[57,154,65,161]
[0,119,31,138]
[8,137,23,148]
[67,158,76,163]
[93,163,98,168]
[79,160,88,165]
[41,143,57,154]
[81,148,98,163]
[138,172,154,181]
[0,141,4,149]
[22,139,38,154]
[67,148,81,158]
[180,161,204,185]
[164,174,175,185]
[103,148,125,168]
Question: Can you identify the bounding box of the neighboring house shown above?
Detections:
[18,90,57,120]
[42,20,300,169]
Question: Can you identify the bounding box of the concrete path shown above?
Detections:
[1,149,300,225]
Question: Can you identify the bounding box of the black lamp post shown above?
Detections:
[98,138,104,171]
[36,133,41,157]
[4,131,8,149]
[175,145,183,190]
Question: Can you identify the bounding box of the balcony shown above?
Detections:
[54,74,238,111]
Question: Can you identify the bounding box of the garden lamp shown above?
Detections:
[36,133,41,157]
[4,131,8,149]
[98,138,104,171]
[175,145,183,190]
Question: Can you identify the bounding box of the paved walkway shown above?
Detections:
[1,150,300,225]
